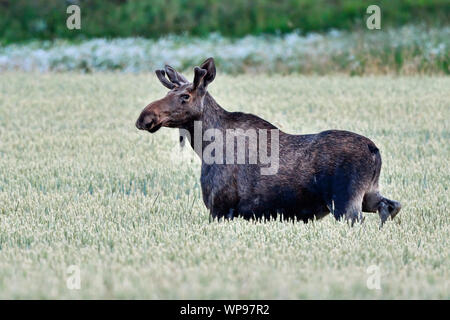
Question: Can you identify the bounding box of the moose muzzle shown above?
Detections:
[135,110,164,133]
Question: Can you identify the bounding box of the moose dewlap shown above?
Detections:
[135,58,401,226]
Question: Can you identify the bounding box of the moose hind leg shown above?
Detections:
[363,191,402,226]
[329,170,367,226]
[379,198,402,226]
[362,191,382,213]
[384,198,402,219]
[331,195,364,226]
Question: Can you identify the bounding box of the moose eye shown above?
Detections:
[180,94,190,102]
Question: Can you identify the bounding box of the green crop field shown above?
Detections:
[0,73,448,299]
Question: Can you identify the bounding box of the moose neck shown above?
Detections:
[181,92,227,158]
[201,92,227,128]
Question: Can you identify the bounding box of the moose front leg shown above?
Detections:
[209,207,234,222]
[209,207,220,222]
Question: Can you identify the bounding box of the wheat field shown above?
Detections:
[0,73,448,299]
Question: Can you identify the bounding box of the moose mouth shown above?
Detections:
[145,121,163,133]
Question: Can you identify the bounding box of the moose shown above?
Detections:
[136,58,401,226]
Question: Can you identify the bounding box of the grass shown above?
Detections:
[0,73,448,299]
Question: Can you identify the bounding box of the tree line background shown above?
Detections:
[0,0,449,43]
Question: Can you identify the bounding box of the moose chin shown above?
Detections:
[135,57,401,226]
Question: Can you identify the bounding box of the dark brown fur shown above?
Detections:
[136,58,401,226]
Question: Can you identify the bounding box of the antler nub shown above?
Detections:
[164,65,188,86]
[155,69,175,89]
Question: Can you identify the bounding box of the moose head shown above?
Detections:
[135,58,216,133]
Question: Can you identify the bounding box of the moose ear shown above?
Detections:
[155,70,175,89]
[199,57,216,87]
[164,65,188,86]
[192,58,216,94]
[192,67,207,91]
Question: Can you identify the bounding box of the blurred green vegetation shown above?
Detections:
[0,0,449,43]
